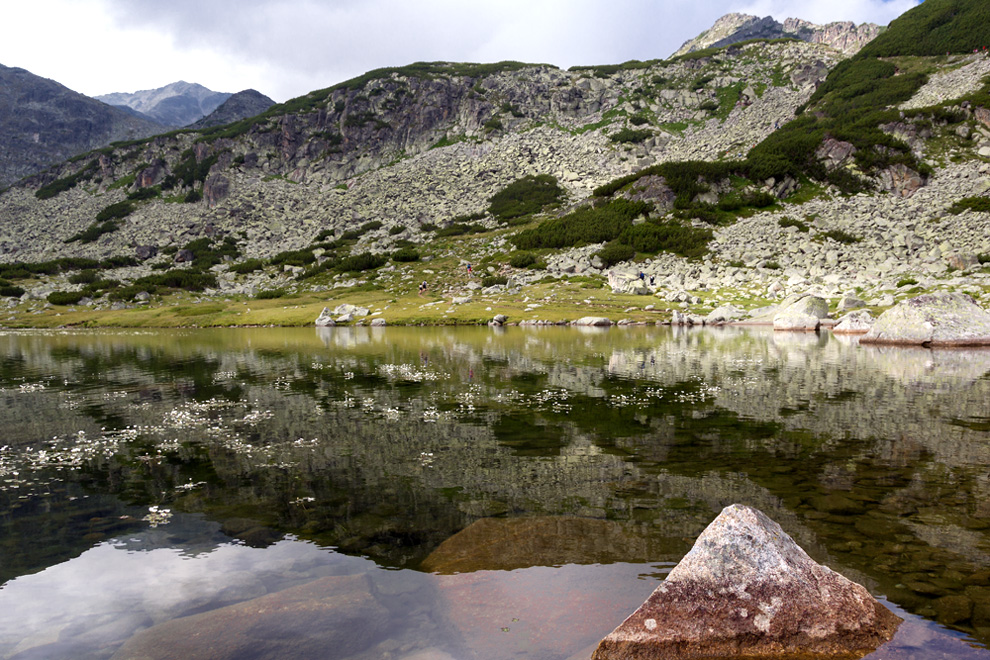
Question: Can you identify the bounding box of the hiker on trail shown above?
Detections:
[418,281,428,296]
[466,263,473,276]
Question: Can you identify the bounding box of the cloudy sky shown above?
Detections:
[2,0,920,103]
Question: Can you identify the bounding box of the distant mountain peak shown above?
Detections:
[95,81,231,128]
[187,89,276,130]
[674,12,883,57]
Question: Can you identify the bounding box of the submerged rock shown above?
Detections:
[111,574,387,660]
[860,292,990,346]
[593,504,900,660]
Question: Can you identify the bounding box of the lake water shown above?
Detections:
[1,326,989,660]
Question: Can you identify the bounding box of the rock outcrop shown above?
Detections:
[593,504,901,660]
[773,294,829,331]
[860,292,990,346]
[674,13,881,57]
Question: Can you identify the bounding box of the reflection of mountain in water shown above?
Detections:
[2,328,990,642]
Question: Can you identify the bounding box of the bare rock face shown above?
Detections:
[593,504,901,660]
[861,292,990,346]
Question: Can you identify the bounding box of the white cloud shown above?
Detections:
[1,0,921,103]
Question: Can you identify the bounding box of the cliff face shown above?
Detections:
[0,64,164,188]
[673,12,882,56]
[188,89,276,130]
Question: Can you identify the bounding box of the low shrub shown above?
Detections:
[392,247,420,262]
[230,259,265,274]
[509,252,538,268]
[255,288,287,299]
[511,199,653,250]
[489,174,565,220]
[595,242,636,267]
[68,270,99,285]
[778,217,810,232]
[127,186,160,201]
[609,128,653,144]
[1,285,25,298]
[436,223,487,237]
[482,275,508,287]
[65,221,120,244]
[269,249,316,267]
[47,291,85,305]
[821,229,861,244]
[948,196,990,215]
[335,252,387,272]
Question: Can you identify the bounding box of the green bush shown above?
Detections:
[609,128,653,144]
[436,223,487,237]
[269,249,316,267]
[489,174,565,220]
[96,200,135,222]
[35,160,98,200]
[778,217,810,232]
[335,252,387,272]
[47,291,85,305]
[509,252,538,268]
[821,229,861,244]
[184,189,202,203]
[948,196,990,214]
[131,270,218,292]
[230,259,265,274]
[65,221,120,244]
[255,288,287,299]
[392,247,420,262]
[68,270,99,285]
[510,199,652,250]
[127,186,160,201]
[1,285,25,298]
[618,221,712,258]
[482,275,508,287]
[595,242,636,267]
[897,277,919,287]
[388,225,406,235]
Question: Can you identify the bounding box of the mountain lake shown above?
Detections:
[1,325,989,660]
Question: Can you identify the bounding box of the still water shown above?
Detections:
[1,326,989,660]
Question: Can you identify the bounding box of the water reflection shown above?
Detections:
[0,327,989,659]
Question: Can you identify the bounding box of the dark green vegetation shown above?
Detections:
[488,175,565,221]
[510,198,713,260]
[948,196,990,214]
[860,0,990,56]
[35,160,98,200]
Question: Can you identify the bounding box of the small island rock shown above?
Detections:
[773,295,829,332]
[860,292,990,346]
[592,504,900,660]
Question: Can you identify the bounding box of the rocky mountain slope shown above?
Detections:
[188,89,276,130]
[0,0,989,326]
[673,13,883,56]
[96,81,231,127]
[0,63,164,189]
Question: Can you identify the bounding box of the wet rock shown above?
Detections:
[111,574,387,660]
[833,310,874,334]
[315,307,335,327]
[370,317,387,327]
[421,517,677,574]
[491,313,508,326]
[773,295,828,332]
[861,292,990,346]
[593,504,901,660]
[705,304,746,325]
[573,317,612,326]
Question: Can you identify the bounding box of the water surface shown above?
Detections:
[1,326,989,659]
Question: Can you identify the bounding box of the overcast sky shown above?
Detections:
[2,0,920,103]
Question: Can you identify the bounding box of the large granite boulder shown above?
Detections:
[860,292,990,346]
[609,270,651,295]
[705,304,746,325]
[833,310,874,335]
[773,295,829,332]
[111,574,387,660]
[574,317,613,326]
[314,307,335,327]
[593,504,901,660]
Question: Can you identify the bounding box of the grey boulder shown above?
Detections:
[861,292,990,346]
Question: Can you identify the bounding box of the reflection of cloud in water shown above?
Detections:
[0,521,368,658]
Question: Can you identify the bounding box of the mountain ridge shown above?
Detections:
[673,12,883,56]
[96,81,232,127]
